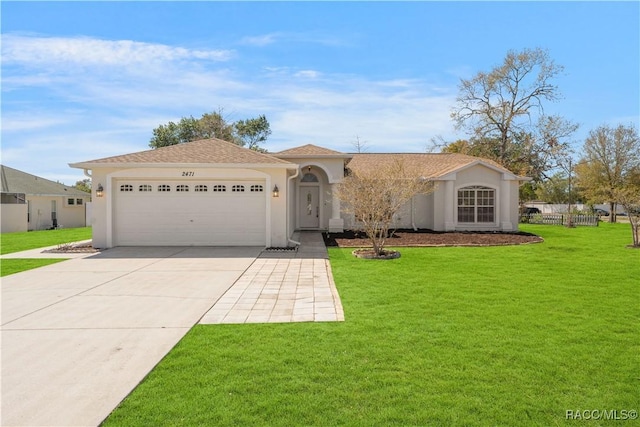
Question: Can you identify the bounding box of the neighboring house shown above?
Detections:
[69,138,528,248]
[1,165,91,233]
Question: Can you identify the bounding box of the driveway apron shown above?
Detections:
[1,246,261,427]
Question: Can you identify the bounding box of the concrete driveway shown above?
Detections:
[1,246,261,427]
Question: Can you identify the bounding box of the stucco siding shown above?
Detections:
[1,204,27,233]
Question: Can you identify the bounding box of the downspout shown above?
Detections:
[411,197,417,231]
[83,169,92,228]
[287,167,301,247]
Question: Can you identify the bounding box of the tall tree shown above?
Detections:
[450,47,577,181]
[535,171,583,204]
[575,124,640,223]
[73,179,91,193]
[149,110,270,151]
[235,114,271,152]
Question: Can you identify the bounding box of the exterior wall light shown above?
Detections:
[96,184,104,198]
[272,184,279,198]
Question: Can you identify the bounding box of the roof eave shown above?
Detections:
[69,162,298,170]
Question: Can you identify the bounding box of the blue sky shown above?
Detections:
[2,1,638,185]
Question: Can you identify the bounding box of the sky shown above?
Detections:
[2,1,639,186]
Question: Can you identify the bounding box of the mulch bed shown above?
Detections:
[43,243,102,254]
[323,229,543,247]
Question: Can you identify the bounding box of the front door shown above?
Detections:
[299,186,319,228]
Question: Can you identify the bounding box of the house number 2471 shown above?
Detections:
[181,171,195,176]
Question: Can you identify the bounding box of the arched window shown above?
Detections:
[301,173,319,183]
[458,186,495,223]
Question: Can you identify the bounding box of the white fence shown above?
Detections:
[521,213,599,226]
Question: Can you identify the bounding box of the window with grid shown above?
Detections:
[120,184,133,192]
[232,185,245,192]
[457,186,495,223]
[212,185,226,192]
[158,184,171,192]
[139,184,152,192]
[195,185,208,192]
[250,184,263,192]
[176,184,189,192]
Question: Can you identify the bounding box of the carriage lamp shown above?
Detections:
[96,184,104,198]
[272,185,279,198]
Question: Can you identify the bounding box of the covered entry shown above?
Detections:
[298,172,320,228]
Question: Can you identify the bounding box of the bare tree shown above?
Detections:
[336,160,435,257]
[450,47,577,180]
[575,124,640,223]
[351,135,369,153]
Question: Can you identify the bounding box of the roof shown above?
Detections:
[70,138,296,168]
[274,144,352,158]
[346,153,519,179]
[1,165,90,197]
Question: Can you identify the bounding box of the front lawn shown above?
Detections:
[1,259,67,277]
[1,227,92,255]
[1,227,92,276]
[103,223,639,426]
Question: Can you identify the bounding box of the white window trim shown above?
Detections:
[455,184,499,228]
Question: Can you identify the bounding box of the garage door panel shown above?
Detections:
[114,181,266,246]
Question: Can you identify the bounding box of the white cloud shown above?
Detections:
[240,31,352,48]
[240,33,280,46]
[1,34,461,184]
[295,70,322,79]
[2,34,234,67]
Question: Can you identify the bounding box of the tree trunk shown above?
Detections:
[630,216,640,247]
[609,201,616,223]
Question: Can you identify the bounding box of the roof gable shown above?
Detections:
[347,153,517,179]
[71,138,294,167]
[275,144,350,158]
[1,165,90,196]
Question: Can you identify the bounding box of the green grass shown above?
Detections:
[0,258,67,277]
[0,227,91,276]
[1,227,91,255]
[103,223,639,426]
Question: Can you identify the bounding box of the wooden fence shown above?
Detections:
[520,213,599,226]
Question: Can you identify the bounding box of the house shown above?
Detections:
[1,165,91,233]
[69,138,528,248]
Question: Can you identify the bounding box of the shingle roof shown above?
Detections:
[275,144,351,157]
[1,165,90,196]
[70,138,295,167]
[346,153,514,179]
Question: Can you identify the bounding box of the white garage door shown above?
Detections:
[114,180,267,246]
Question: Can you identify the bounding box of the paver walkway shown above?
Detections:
[1,232,343,426]
[200,232,344,324]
